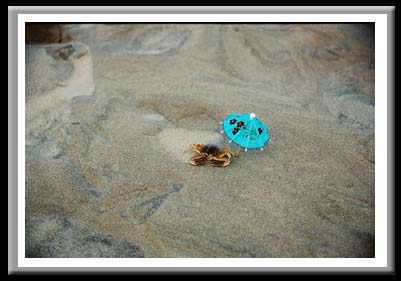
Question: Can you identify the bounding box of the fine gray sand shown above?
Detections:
[25,24,375,258]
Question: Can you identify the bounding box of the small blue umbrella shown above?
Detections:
[220,113,270,151]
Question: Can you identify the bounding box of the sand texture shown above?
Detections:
[25,24,375,258]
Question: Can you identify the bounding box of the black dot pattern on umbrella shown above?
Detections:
[229,119,237,125]
[258,128,263,135]
[232,127,239,135]
[237,121,245,128]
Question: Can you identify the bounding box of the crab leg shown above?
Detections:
[221,146,241,157]
[233,146,241,157]
[183,144,203,154]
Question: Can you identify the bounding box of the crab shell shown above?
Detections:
[185,144,233,167]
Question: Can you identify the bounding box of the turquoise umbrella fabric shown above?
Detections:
[221,113,270,151]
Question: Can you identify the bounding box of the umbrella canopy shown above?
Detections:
[220,113,270,151]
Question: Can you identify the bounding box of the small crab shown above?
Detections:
[183,144,240,167]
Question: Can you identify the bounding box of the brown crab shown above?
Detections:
[183,144,240,167]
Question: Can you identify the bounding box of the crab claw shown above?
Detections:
[209,156,231,167]
[189,154,208,166]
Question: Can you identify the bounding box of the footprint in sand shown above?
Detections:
[121,184,182,225]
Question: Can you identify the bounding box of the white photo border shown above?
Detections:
[11,9,392,273]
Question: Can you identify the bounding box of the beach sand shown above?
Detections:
[25,24,375,257]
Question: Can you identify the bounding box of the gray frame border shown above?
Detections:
[8,6,395,274]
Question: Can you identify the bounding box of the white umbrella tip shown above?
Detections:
[250,113,256,120]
